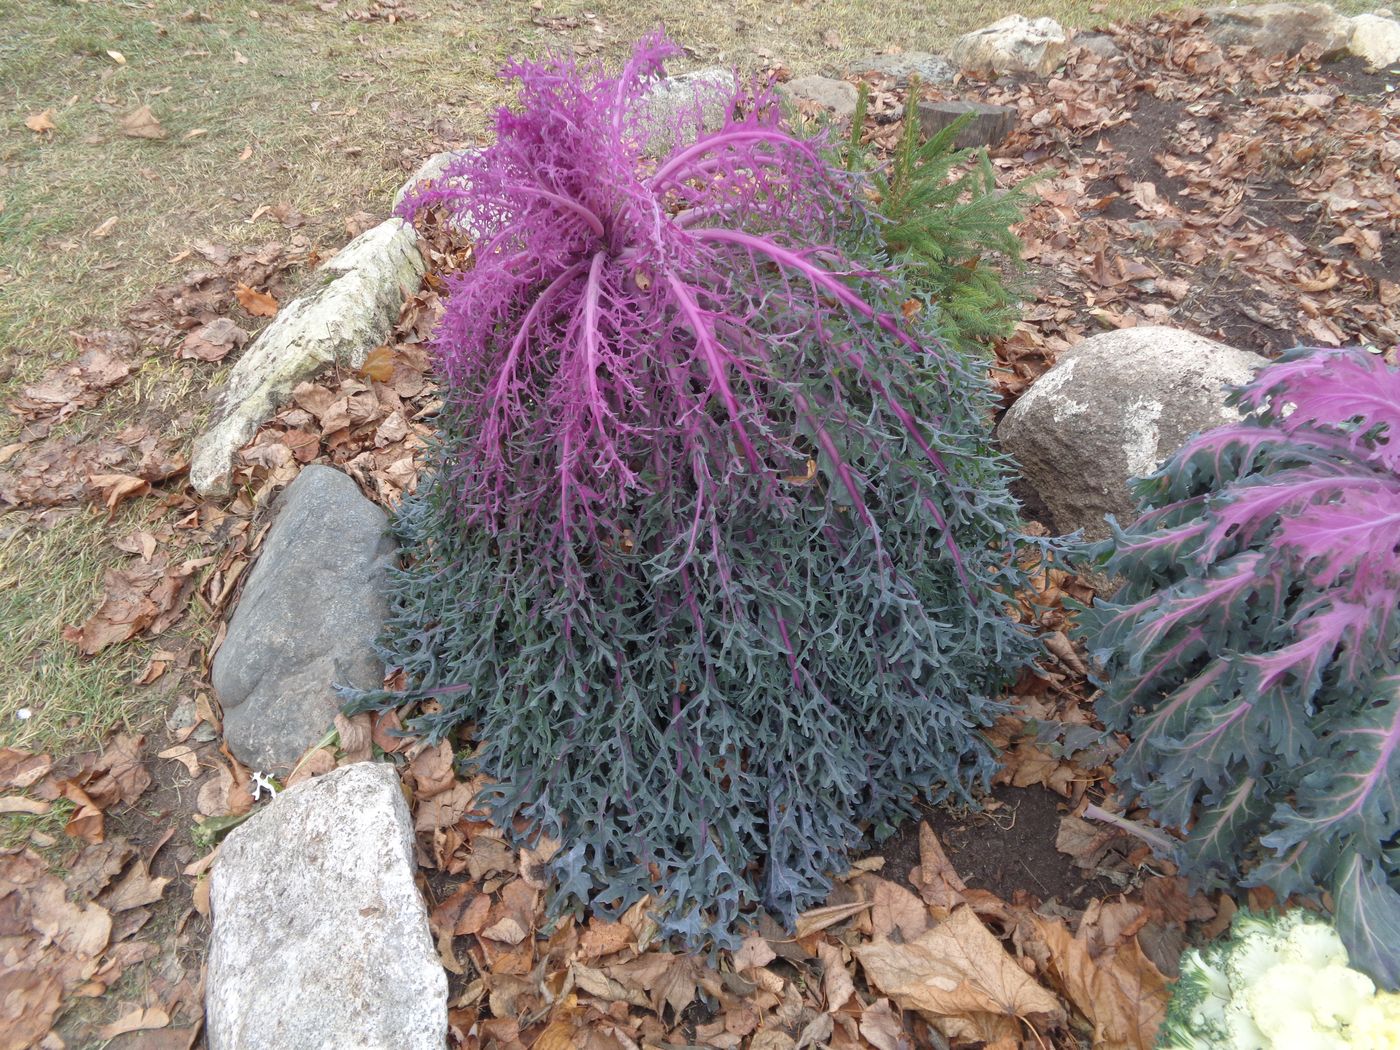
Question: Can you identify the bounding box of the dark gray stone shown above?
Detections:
[212,465,395,772]
[207,763,447,1050]
[917,100,1017,149]
[996,327,1268,541]
[848,51,957,85]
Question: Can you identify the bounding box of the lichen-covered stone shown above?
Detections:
[190,219,424,497]
[778,75,859,118]
[1204,3,1353,58]
[950,15,1069,77]
[206,763,447,1050]
[996,327,1268,540]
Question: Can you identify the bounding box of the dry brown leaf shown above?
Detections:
[67,839,136,902]
[864,875,929,941]
[234,282,279,317]
[816,940,855,1014]
[0,749,53,790]
[88,472,151,514]
[1022,914,1168,1050]
[358,345,396,382]
[578,919,633,960]
[0,795,51,815]
[406,739,455,799]
[732,933,777,972]
[794,899,872,938]
[911,821,967,914]
[25,109,56,134]
[334,711,373,763]
[101,857,170,912]
[118,105,167,140]
[177,317,248,362]
[284,746,336,788]
[415,780,477,832]
[157,744,200,776]
[858,998,908,1050]
[855,906,1064,1025]
[98,1006,170,1040]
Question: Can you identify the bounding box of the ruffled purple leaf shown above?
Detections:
[1082,348,1400,989]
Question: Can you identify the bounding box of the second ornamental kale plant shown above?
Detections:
[1082,348,1400,989]
[349,35,1040,943]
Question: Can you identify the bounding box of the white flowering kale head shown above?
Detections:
[1158,909,1400,1049]
[1083,348,1400,989]
[348,33,1043,945]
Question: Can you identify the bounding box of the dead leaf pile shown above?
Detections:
[0,737,203,1049]
[10,330,138,426]
[855,10,1398,403]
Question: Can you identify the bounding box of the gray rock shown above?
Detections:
[1204,3,1353,58]
[212,465,395,772]
[996,327,1267,540]
[1075,31,1126,61]
[779,75,859,119]
[848,51,956,85]
[917,100,1017,149]
[951,15,1069,77]
[639,68,737,155]
[1349,13,1400,66]
[190,219,425,497]
[207,762,447,1050]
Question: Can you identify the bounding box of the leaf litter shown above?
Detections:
[5,9,1398,1047]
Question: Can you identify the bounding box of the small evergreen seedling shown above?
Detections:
[1082,348,1400,989]
[348,35,1040,945]
[844,79,1029,353]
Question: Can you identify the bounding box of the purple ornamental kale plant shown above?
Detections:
[1082,348,1400,989]
[347,33,1040,945]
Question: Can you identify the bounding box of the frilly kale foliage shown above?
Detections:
[1082,348,1400,989]
[350,34,1039,944]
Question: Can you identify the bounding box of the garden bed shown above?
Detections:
[1,7,1396,1048]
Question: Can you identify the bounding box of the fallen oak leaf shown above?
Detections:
[234,282,278,318]
[118,104,167,140]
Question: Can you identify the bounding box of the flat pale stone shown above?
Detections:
[779,75,859,118]
[639,68,737,156]
[207,762,447,1050]
[1350,13,1400,66]
[996,327,1267,540]
[190,218,425,497]
[391,149,476,213]
[212,465,395,772]
[951,15,1069,77]
[1204,3,1353,57]
[848,51,956,85]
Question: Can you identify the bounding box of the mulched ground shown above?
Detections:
[1,9,1396,1050]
